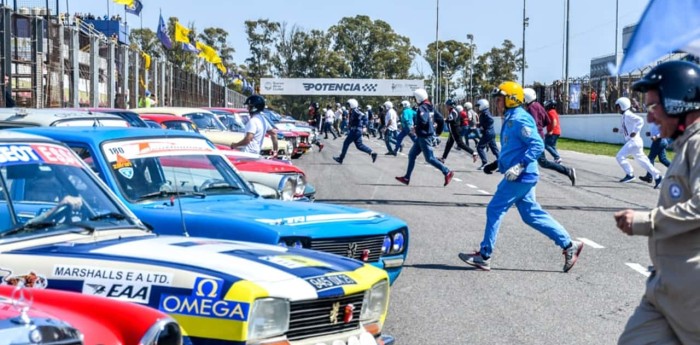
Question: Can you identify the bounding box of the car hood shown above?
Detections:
[134,196,399,237]
[10,235,384,300]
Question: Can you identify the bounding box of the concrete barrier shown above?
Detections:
[493,112,655,148]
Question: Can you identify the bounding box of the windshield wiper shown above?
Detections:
[0,221,56,237]
[137,190,205,201]
[88,212,127,221]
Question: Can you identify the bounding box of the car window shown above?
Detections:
[53,118,129,127]
[162,121,198,132]
[182,113,226,131]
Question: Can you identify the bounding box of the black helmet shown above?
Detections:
[445,99,456,107]
[632,60,700,117]
[245,95,266,113]
[544,100,557,110]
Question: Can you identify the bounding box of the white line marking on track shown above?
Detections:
[625,263,651,277]
[466,184,477,189]
[478,190,490,194]
[577,237,605,249]
[453,178,462,182]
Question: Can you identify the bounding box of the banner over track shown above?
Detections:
[259,78,424,96]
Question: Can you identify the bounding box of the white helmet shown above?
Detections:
[335,103,341,108]
[615,97,631,112]
[366,105,372,110]
[384,101,393,110]
[456,105,464,112]
[401,100,411,108]
[347,99,359,109]
[341,106,346,111]
[413,88,429,103]
[464,102,473,110]
[476,99,489,111]
[523,88,537,104]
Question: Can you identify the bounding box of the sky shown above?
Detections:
[66,0,650,85]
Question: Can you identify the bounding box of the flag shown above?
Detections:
[182,42,199,53]
[112,0,134,6]
[142,51,151,69]
[157,14,172,50]
[196,41,222,64]
[216,62,227,74]
[616,0,700,74]
[174,21,191,44]
[125,0,143,15]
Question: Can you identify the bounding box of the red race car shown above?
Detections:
[0,284,182,344]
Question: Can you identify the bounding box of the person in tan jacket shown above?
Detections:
[614,60,700,344]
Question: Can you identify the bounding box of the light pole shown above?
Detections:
[522,0,528,85]
[467,34,474,102]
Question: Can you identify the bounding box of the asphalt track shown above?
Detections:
[295,134,664,345]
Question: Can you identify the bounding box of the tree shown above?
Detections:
[245,19,280,87]
[424,40,472,99]
[328,15,418,79]
[472,39,524,98]
[129,28,163,58]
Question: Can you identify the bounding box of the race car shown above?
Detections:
[0,131,395,345]
[10,127,408,284]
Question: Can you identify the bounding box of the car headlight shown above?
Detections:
[277,175,296,201]
[360,280,389,323]
[278,237,308,248]
[139,318,183,345]
[247,298,290,342]
[382,229,407,255]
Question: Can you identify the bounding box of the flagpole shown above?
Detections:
[106,0,109,18]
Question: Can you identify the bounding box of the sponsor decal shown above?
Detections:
[305,274,356,291]
[302,83,378,93]
[158,277,249,321]
[53,265,173,285]
[669,183,682,199]
[0,268,48,288]
[0,144,81,167]
[521,126,532,138]
[103,138,216,162]
[259,255,329,269]
[83,280,151,303]
[347,243,358,258]
[112,154,134,179]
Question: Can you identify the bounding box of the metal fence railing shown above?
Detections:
[0,7,244,110]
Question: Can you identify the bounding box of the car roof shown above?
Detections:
[139,114,194,123]
[8,126,207,144]
[131,107,217,117]
[0,129,62,143]
[0,109,127,127]
[205,107,248,114]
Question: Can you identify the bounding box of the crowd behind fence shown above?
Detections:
[0,6,246,110]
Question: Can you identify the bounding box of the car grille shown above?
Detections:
[287,293,364,341]
[310,235,384,262]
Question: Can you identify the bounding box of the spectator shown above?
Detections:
[591,89,598,113]
[4,75,15,108]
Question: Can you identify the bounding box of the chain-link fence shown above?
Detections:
[0,6,245,110]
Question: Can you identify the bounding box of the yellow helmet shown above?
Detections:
[492,81,524,108]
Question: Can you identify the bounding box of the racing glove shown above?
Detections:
[483,160,499,174]
[505,163,524,181]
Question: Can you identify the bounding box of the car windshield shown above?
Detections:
[0,143,135,238]
[101,137,252,202]
[162,120,198,132]
[182,112,227,131]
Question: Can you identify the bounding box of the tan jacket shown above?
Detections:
[632,121,700,340]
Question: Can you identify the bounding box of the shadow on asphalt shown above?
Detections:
[316,199,646,212]
[404,263,561,273]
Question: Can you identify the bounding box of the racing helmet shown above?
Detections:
[445,99,456,107]
[523,88,537,104]
[544,100,557,110]
[244,95,266,113]
[615,97,632,112]
[632,60,700,117]
[456,105,464,112]
[384,101,393,110]
[346,99,359,109]
[401,100,411,108]
[476,99,489,111]
[413,88,429,103]
[366,105,372,110]
[492,81,524,108]
[464,102,473,110]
